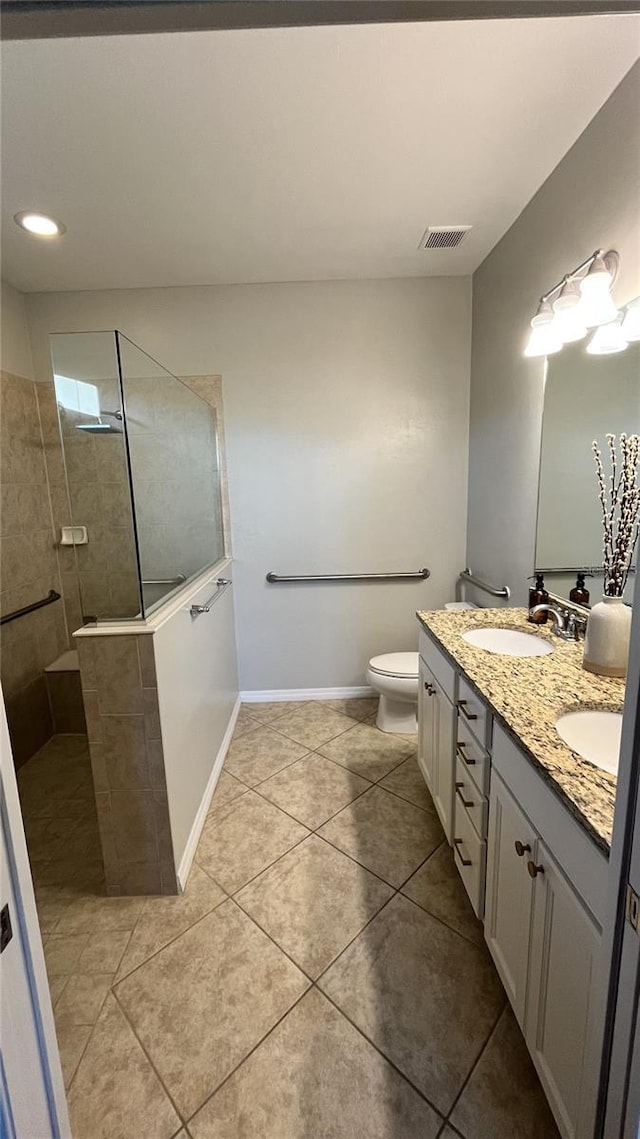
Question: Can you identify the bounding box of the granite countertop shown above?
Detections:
[417,607,625,855]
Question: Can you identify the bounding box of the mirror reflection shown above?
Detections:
[535,340,640,605]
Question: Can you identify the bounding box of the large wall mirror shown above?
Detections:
[535,340,640,606]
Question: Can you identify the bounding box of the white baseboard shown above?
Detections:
[239,686,375,703]
[177,694,241,891]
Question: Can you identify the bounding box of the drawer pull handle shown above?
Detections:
[455,782,474,809]
[527,860,545,879]
[453,838,472,867]
[514,840,531,858]
[458,700,478,722]
[456,742,476,766]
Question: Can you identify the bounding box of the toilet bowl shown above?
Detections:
[366,652,419,734]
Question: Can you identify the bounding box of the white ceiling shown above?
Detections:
[2,17,639,293]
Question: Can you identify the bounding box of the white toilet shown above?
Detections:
[366,652,419,734]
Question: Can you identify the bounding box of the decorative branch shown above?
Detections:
[592,433,640,597]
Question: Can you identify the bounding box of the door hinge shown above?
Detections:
[0,904,13,953]
[625,884,640,933]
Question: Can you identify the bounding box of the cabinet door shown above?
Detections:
[525,839,602,1139]
[417,657,436,793]
[485,770,536,1025]
[432,676,455,843]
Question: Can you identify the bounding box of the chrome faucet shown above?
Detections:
[529,603,588,642]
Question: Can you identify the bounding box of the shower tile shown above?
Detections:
[77,638,97,690]
[236,835,393,978]
[401,843,485,947]
[318,785,443,887]
[110,790,158,864]
[379,754,436,812]
[142,687,162,740]
[109,572,141,618]
[196,790,308,893]
[94,637,143,714]
[138,635,157,687]
[189,988,442,1139]
[101,715,149,788]
[99,481,135,531]
[118,862,164,896]
[258,752,371,829]
[223,725,308,787]
[318,721,414,781]
[270,704,356,750]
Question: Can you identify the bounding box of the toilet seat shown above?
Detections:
[368,652,419,679]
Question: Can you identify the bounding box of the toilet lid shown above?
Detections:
[369,652,419,678]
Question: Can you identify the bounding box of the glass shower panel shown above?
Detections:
[116,334,225,613]
[50,332,142,622]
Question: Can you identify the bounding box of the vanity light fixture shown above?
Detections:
[524,249,620,358]
[586,312,629,356]
[13,210,66,237]
[621,296,640,342]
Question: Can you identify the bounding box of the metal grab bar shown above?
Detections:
[458,567,510,600]
[142,574,186,587]
[266,567,430,584]
[190,578,231,616]
[0,589,61,627]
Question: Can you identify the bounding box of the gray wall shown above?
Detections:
[467,61,640,608]
[25,277,472,691]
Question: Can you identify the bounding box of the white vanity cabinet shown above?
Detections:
[486,724,608,1139]
[417,633,456,843]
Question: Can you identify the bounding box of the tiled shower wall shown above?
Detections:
[0,370,69,765]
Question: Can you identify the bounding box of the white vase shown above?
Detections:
[583,596,632,678]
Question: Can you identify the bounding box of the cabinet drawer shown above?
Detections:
[456,715,490,797]
[455,754,488,838]
[453,797,487,919]
[457,675,491,751]
[418,628,456,703]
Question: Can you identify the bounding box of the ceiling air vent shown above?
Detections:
[419,225,472,250]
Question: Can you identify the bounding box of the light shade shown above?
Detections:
[579,254,618,327]
[551,277,587,343]
[13,211,66,237]
[621,297,640,342]
[586,313,628,355]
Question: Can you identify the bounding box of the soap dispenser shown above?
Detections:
[528,574,549,624]
[570,573,590,607]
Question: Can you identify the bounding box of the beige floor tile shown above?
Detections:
[68,993,181,1139]
[319,895,505,1115]
[55,1021,92,1089]
[48,975,69,1007]
[54,894,146,935]
[54,972,113,1026]
[241,700,307,724]
[189,988,442,1139]
[223,725,308,787]
[44,933,89,976]
[116,863,226,981]
[319,696,380,721]
[116,900,309,1119]
[207,770,248,816]
[319,785,444,887]
[77,930,132,973]
[401,844,485,947]
[236,835,393,978]
[379,755,436,812]
[232,706,263,737]
[270,704,357,749]
[196,790,309,893]
[318,721,415,781]
[257,752,371,829]
[449,1006,560,1139]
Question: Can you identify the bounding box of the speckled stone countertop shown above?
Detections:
[417,607,625,855]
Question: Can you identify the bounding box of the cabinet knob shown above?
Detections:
[527,860,545,879]
[514,840,531,858]
[424,682,435,695]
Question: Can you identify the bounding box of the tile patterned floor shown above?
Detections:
[18,704,560,1139]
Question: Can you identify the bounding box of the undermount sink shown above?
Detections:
[461,628,553,658]
[555,710,623,775]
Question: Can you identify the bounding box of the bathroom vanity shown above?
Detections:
[416,606,623,1139]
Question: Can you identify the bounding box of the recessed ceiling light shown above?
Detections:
[14,211,66,237]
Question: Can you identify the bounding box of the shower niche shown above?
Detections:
[51,330,226,624]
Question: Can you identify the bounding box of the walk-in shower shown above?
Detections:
[50,330,226,621]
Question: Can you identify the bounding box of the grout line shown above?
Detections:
[312,891,398,985]
[112,987,187,1124]
[397,888,490,953]
[443,1001,507,1129]
[226,896,315,982]
[111,891,228,987]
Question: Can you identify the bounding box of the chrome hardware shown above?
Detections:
[456,741,476,766]
[266,567,430,584]
[527,860,545,879]
[565,612,588,642]
[458,567,510,600]
[458,700,478,722]
[455,782,474,808]
[142,573,186,587]
[190,578,232,616]
[515,840,531,858]
[453,838,472,867]
[529,602,587,642]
